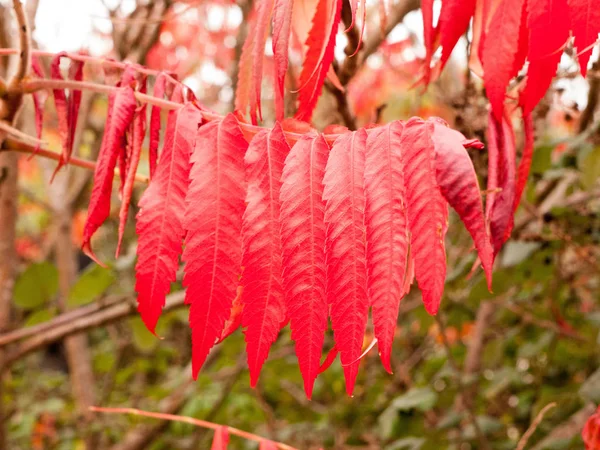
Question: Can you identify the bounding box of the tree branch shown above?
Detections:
[0,292,185,367]
[8,0,30,87]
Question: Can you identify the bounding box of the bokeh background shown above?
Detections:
[0,0,599,449]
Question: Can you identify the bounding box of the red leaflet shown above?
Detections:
[295,0,343,122]
[364,122,410,374]
[568,0,600,77]
[31,56,47,153]
[149,73,168,180]
[241,123,289,385]
[486,111,516,254]
[182,114,248,378]
[272,0,294,121]
[319,345,339,374]
[116,81,147,258]
[217,286,244,344]
[421,0,436,82]
[280,134,329,399]
[514,112,534,213]
[323,129,369,396]
[211,426,230,450]
[583,406,600,450]
[482,0,526,120]
[521,0,570,115]
[402,119,448,315]
[251,0,275,124]
[438,0,477,71]
[82,87,136,264]
[429,119,494,288]
[346,0,366,55]
[135,103,201,333]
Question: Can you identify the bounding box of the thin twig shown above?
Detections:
[89,406,299,450]
[516,402,557,450]
[1,137,149,183]
[0,120,45,146]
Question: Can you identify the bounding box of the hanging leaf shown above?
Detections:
[135,103,202,333]
[182,114,248,378]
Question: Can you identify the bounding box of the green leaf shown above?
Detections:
[577,145,600,190]
[24,308,56,326]
[68,264,115,307]
[388,387,438,412]
[14,262,58,309]
[130,317,158,353]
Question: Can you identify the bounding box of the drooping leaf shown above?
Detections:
[149,72,169,180]
[211,426,230,450]
[482,0,527,120]
[295,0,343,122]
[272,0,294,121]
[514,112,534,214]
[402,119,448,315]
[183,114,248,378]
[217,286,244,344]
[49,52,84,176]
[323,129,369,396]
[280,133,329,399]
[429,119,494,287]
[486,110,516,254]
[437,0,477,71]
[241,123,289,385]
[135,103,202,333]
[520,0,570,115]
[82,86,137,264]
[117,76,148,257]
[568,0,600,77]
[31,56,48,153]
[364,122,410,374]
[421,0,436,82]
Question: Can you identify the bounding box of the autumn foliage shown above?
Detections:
[18,0,600,404]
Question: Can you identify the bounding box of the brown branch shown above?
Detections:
[1,292,185,367]
[89,406,299,450]
[1,137,149,183]
[8,0,30,87]
[579,62,600,133]
[516,402,556,450]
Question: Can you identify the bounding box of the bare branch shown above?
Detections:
[516,402,557,450]
[8,0,30,87]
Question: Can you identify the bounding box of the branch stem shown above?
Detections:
[89,406,298,450]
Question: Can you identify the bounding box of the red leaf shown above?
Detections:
[514,112,534,213]
[217,286,244,344]
[486,110,516,254]
[402,119,448,315]
[211,426,230,450]
[135,103,201,333]
[280,134,329,399]
[82,87,136,264]
[295,0,343,122]
[429,119,494,288]
[583,406,600,450]
[116,83,147,258]
[568,0,600,77]
[421,0,436,82]
[364,122,411,374]
[241,123,290,385]
[49,52,85,177]
[251,0,275,124]
[323,129,369,396]
[272,0,294,121]
[482,0,527,120]
[183,114,248,378]
[319,345,339,374]
[149,73,169,180]
[31,56,48,153]
[437,0,477,71]
[521,0,570,115]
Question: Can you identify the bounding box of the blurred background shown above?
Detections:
[0,0,599,449]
